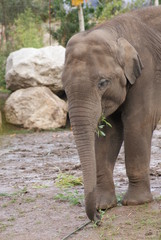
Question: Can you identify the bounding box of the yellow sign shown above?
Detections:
[72,0,84,6]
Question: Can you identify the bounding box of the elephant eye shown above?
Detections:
[98,79,111,90]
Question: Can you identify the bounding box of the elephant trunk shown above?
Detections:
[68,100,101,221]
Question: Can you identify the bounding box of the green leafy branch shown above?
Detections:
[96,115,112,137]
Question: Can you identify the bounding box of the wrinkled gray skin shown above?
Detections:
[62,6,161,221]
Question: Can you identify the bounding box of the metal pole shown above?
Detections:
[78,3,85,32]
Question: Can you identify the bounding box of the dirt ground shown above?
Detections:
[0,125,160,240]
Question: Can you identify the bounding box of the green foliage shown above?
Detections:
[52,0,151,46]
[96,115,112,137]
[97,0,148,21]
[126,0,148,10]
[52,3,95,46]
[98,0,123,20]
[116,193,123,205]
[0,7,44,88]
[10,8,43,50]
[52,8,79,47]
[0,53,7,89]
[55,173,83,188]
[0,0,32,33]
[55,172,84,206]
[0,0,51,26]
[55,172,84,205]
[30,0,49,21]
[54,190,84,206]
[0,0,154,90]
[51,0,70,20]
[0,187,27,198]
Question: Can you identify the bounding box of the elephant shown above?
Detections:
[62,6,161,221]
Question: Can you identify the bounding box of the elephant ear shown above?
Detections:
[117,37,144,84]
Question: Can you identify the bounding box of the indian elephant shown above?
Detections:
[62,6,161,221]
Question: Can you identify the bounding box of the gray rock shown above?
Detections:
[4,87,67,130]
[5,46,65,93]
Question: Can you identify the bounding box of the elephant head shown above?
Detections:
[62,29,143,221]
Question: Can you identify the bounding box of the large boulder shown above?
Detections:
[5,46,65,93]
[4,87,67,130]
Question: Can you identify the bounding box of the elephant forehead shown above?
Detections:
[66,44,116,69]
[66,38,113,58]
[63,59,92,80]
[63,55,120,86]
[71,43,89,58]
[64,41,120,85]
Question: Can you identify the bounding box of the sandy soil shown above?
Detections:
[0,125,160,240]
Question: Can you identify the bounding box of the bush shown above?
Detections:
[52,4,95,47]
[10,8,43,50]
[0,8,44,89]
[53,8,79,47]
[0,53,7,89]
[98,0,123,20]
[96,0,148,21]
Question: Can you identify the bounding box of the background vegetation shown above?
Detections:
[0,0,159,90]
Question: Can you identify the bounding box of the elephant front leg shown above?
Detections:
[95,114,123,210]
[123,123,153,206]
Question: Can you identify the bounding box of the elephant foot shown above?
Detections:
[122,185,153,206]
[96,188,117,210]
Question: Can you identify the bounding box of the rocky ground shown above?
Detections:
[0,126,160,240]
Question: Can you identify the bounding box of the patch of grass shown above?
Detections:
[108,214,117,222]
[7,216,15,222]
[23,197,36,203]
[98,199,161,240]
[55,173,83,188]
[32,184,49,189]
[54,190,84,206]
[0,222,8,232]
[0,193,11,197]
[135,216,160,230]
[99,209,106,219]
[10,198,17,204]
[116,193,123,204]
[18,210,26,217]
[0,187,28,206]
[2,203,8,208]
[124,221,132,225]
[92,210,107,228]
[35,221,41,225]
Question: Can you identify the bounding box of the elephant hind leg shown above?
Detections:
[123,120,153,206]
[95,113,123,210]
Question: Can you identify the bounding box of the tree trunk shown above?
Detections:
[48,0,52,45]
[78,4,85,32]
[0,111,2,130]
[154,0,159,6]
[0,0,8,42]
